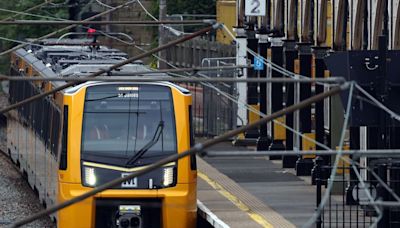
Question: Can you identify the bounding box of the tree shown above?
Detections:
[0,0,68,73]
[167,0,216,15]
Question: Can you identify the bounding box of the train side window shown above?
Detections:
[47,105,54,150]
[25,82,32,121]
[13,80,19,103]
[41,100,50,141]
[189,105,196,170]
[8,81,14,103]
[35,97,43,136]
[49,105,55,153]
[51,109,61,156]
[27,83,34,123]
[59,106,68,170]
[19,81,26,115]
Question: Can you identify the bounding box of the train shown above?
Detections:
[6,37,197,227]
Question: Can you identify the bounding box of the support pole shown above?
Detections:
[245,31,260,139]
[282,39,298,168]
[296,42,314,176]
[234,27,248,129]
[313,47,330,151]
[268,37,285,159]
[256,33,271,150]
[159,0,167,69]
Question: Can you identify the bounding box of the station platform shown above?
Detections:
[196,140,318,227]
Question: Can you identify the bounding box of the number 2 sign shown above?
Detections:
[245,0,266,16]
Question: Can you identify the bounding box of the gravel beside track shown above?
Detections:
[0,92,54,228]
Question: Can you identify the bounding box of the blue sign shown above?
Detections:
[254,56,264,71]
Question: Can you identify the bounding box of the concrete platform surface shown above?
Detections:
[197,156,296,228]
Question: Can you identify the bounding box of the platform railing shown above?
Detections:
[314,157,400,228]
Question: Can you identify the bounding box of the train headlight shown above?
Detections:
[163,167,174,187]
[84,167,97,187]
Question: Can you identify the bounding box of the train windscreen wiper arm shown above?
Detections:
[125,121,164,166]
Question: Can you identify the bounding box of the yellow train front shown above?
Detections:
[60,82,196,228]
[7,39,197,228]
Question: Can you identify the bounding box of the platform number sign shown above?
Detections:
[254,56,264,71]
[245,0,266,16]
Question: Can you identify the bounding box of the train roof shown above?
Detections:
[13,38,190,94]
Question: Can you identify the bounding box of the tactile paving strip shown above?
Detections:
[198,157,296,228]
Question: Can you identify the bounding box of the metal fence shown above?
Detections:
[313,157,400,227]
[165,36,236,68]
[178,57,238,137]
[164,34,238,137]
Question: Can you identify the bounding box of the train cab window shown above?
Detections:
[81,85,177,167]
[189,105,196,170]
[60,106,68,170]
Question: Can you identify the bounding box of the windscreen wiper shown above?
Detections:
[125,121,164,166]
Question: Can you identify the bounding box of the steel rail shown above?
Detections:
[0,0,136,56]
[0,25,215,114]
[0,76,345,84]
[0,19,214,25]
[204,149,400,157]
[10,84,347,228]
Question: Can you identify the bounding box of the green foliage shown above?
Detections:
[0,1,68,73]
[150,0,216,17]
[167,0,216,15]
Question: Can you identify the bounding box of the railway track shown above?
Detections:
[0,117,54,227]
[0,151,53,228]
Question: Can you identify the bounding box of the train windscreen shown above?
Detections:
[81,84,177,167]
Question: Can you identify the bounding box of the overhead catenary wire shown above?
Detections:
[100,2,400,224]
[1,10,364,223]
[0,7,61,22]
[303,82,355,228]
[105,13,400,227]
[10,83,347,228]
[1,2,398,226]
[221,23,400,225]
[0,4,338,153]
[0,0,137,56]
[0,75,345,83]
[95,0,115,9]
[0,25,215,114]
[14,3,400,223]
[204,149,400,157]
[136,0,187,36]
[221,25,328,87]
[111,18,400,216]
[0,0,54,21]
[0,19,213,25]
[121,4,344,155]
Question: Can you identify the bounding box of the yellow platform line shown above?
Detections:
[198,171,273,228]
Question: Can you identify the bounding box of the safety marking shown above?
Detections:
[197,200,230,228]
[198,172,273,228]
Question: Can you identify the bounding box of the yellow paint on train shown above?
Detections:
[7,55,197,227]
